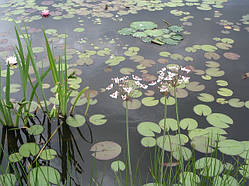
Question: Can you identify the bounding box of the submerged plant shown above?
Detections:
[106,75,148,185]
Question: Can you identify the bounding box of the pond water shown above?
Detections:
[0,0,249,185]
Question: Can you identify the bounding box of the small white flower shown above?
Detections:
[164,76,173,81]
[148,81,157,86]
[112,77,120,84]
[140,84,148,89]
[132,75,142,81]
[159,85,168,92]
[121,94,127,101]
[123,87,133,94]
[110,91,118,99]
[181,67,191,73]
[106,83,113,90]
[6,56,17,66]
[182,76,190,83]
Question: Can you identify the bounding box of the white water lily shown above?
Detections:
[6,56,17,66]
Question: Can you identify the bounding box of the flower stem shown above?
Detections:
[125,100,133,185]
[160,96,167,186]
[174,87,184,179]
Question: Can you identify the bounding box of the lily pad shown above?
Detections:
[130,21,157,31]
[217,88,233,97]
[197,93,214,102]
[66,114,86,127]
[191,136,215,153]
[122,99,141,109]
[168,25,184,32]
[142,97,159,107]
[160,96,175,105]
[27,125,44,136]
[159,118,178,131]
[228,98,244,108]
[137,122,161,137]
[90,141,121,160]
[193,104,212,116]
[111,160,125,172]
[206,113,233,128]
[179,118,198,130]
[141,137,156,147]
[19,143,39,157]
[173,146,192,161]
[89,114,107,126]
[218,139,244,156]
[40,149,57,160]
[118,27,136,35]
[186,81,205,92]
[195,157,223,176]
[9,152,23,163]
[0,174,16,186]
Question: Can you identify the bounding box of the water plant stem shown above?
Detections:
[160,96,167,186]
[125,100,133,186]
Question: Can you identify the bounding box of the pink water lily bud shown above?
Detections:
[41,9,50,17]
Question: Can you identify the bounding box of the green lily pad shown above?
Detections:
[27,125,44,136]
[0,69,14,77]
[206,68,224,77]
[105,56,125,66]
[228,98,244,108]
[173,146,192,161]
[0,174,16,186]
[142,97,159,107]
[144,29,164,37]
[137,122,161,137]
[206,113,233,128]
[111,160,125,172]
[29,166,61,186]
[193,104,212,116]
[216,80,228,86]
[9,152,23,163]
[159,118,178,131]
[240,164,249,178]
[179,172,200,186]
[89,114,107,126]
[122,99,141,110]
[120,67,135,75]
[73,27,85,32]
[40,149,57,160]
[197,93,214,102]
[90,141,121,160]
[133,32,147,38]
[4,84,21,93]
[217,88,233,97]
[130,21,157,31]
[19,143,39,158]
[118,27,136,35]
[32,47,44,53]
[191,136,215,154]
[186,81,205,92]
[141,137,156,147]
[245,101,249,109]
[218,139,244,156]
[159,51,171,57]
[160,96,175,105]
[195,157,223,176]
[201,45,217,52]
[66,114,86,127]
[168,25,184,32]
[179,118,198,130]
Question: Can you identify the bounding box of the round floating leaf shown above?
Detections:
[90,141,121,160]
[171,34,184,41]
[132,32,147,38]
[29,166,60,186]
[217,88,233,97]
[142,97,159,107]
[218,139,244,156]
[0,69,14,77]
[170,88,188,98]
[9,152,23,163]
[141,137,156,147]
[164,38,179,45]
[206,113,233,128]
[197,93,214,102]
[216,80,228,86]
[179,172,200,185]
[191,136,215,153]
[180,118,198,130]
[159,118,178,131]
[223,52,240,60]
[137,122,161,137]
[159,51,171,57]
[4,84,21,93]
[0,174,16,186]
[27,125,44,136]
[66,114,86,127]
[120,67,134,75]
[186,81,205,92]
[19,143,39,157]
[160,96,175,105]
[130,21,157,31]
[206,68,224,77]
[40,149,57,160]
[216,175,239,186]
[195,157,223,176]
[193,104,212,116]
[173,146,192,161]
[228,98,244,108]
[168,25,184,32]
[73,27,85,32]
[142,183,157,186]
[144,29,164,37]
[111,160,125,172]
[205,61,220,68]
[118,27,136,35]
[201,45,217,52]
[216,98,228,104]
[89,114,107,126]
[245,101,249,109]
[122,99,141,110]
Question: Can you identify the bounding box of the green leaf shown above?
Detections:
[168,25,184,32]
[8,152,23,163]
[40,149,57,160]
[29,166,61,186]
[0,174,16,186]
[19,143,39,157]
[89,114,107,126]
[206,113,233,128]
[73,27,85,32]
[218,139,244,155]
[137,122,161,137]
[142,97,159,107]
[159,118,178,131]
[245,100,249,109]
[141,137,156,147]
[197,93,214,102]
[179,172,200,185]
[111,160,126,172]
[27,125,44,136]
[186,81,205,92]
[217,88,233,97]
[216,80,228,86]
[191,136,215,153]
[195,157,223,176]
[193,104,212,116]
[130,21,157,31]
[66,114,86,127]
[228,98,244,108]
[173,146,192,161]
[160,96,175,105]
[122,99,141,110]
[118,27,136,36]
[201,45,217,52]
[179,118,198,130]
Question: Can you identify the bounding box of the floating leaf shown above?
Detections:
[142,97,159,107]
[195,157,223,176]
[170,88,188,98]
[89,114,107,126]
[90,141,121,160]
[160,96,175,105]
[218,139,244,155]
[197,93,214,102]
[137,122,161,137]
[186,81,205,92]
[118,27,136,35]
[206,113,233,128]
[0,174,16,186]
[216,80,228,86]
[228,98,244,108]
[29,166,60,186]
[180,118,198,130]
[168,25,184,32]
[179,172,200,185]
[27,125,44,136]
[245,100,249,109]
[217,88,233,97]
[120,67,134,75]
[191,136,215,153]
[111,160,125,172]
[66,114,86,127]
[159,118,178,131]
[206,68,224,77]
[19,143,39,157]
[201,45,217,52]
[193,104,212,116]
[223,52,240,60]
[122,99,141,110]
[73,27,85,32]
[9,152,23,163]
[141,137,156,147]
[40,149,57,160]
[173,146,192,161]
[130,21,157,30]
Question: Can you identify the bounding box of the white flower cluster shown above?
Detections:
[5,56,17,66]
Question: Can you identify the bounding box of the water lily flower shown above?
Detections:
[6,56,17,66]
[41,9,50,17]
[106,83,113,90]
